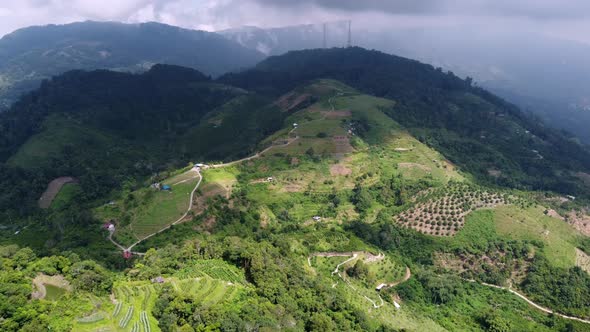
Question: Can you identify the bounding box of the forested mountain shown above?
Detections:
[221,24,590,144]
[0,21,264,110]
[0,64,282,215]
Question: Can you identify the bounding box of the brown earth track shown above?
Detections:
[38,176,77,209]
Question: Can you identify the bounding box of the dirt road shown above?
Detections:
[466,279,590,325]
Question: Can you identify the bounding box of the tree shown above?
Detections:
[480,311,511,332]
[348,260,368,279]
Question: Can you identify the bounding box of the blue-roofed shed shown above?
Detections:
[162,185,171,191]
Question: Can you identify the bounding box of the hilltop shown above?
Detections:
[222,47,590,196]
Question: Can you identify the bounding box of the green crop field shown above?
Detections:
[493,205,582,268]
[94,172,199,245]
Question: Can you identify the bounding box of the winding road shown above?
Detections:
[109,125,300,254]
[466,279,590,325]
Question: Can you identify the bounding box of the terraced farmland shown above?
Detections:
[74,283,160,332]
[175,259,246,283]
[169,277,245,307]
[74,260,248,331]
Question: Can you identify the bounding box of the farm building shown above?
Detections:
[103,223,115,232]
[313,216,322,221]
[161,185,172,191]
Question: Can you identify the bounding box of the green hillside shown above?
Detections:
[2,48,590,331]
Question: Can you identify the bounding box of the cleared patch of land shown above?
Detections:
[396,185,514,236]
[32,274,72,300]
[493,205,581,268]
[95,171,200,245]
[39,176,78,209]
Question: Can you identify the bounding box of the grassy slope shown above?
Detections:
[95,170,199,245]
[493,205,581,268]
[8,114,120,169]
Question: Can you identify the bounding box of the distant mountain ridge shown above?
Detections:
[220,23,590,145]
[0,21,264,110]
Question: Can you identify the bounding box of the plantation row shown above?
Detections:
[174,259,245,283]
[171,277,242,307]
[395,184,530,236]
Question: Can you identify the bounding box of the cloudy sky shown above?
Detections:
[1,0,590,44]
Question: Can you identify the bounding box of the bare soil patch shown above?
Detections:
[566,210,590,236]
[274,92,313,112]
[324,110,352,119]
[332,136,354,155]
[546,209,564,220]
[282,183,304,193]
[39,177,77,209]
[398,163,431,172]
[330,164,352,176]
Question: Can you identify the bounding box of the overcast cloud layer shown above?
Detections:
[1,0,590,44]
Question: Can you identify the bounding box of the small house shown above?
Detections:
[293,123,298,128]
[312,216,322,221]
[267,177,274,182]
[162,185,171,191]
[567,195,576,201]
[108,224,115,232]
[123,250,132,259]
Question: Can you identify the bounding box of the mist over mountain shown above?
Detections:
[220,22,590,143]
[0,21,264,110]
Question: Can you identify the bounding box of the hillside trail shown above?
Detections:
[211,127,299,169]
[108,171,202,253]
[110,125,301,253]
[465,279,590,324]
[109,91,350,254]
[309,251,408,310]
